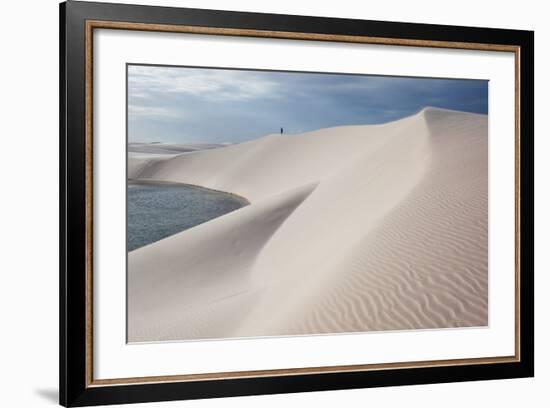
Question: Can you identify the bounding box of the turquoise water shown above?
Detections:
[127,183,248,252]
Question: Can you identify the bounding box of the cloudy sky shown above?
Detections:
[128,64,488,144]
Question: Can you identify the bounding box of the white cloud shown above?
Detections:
[128,65,280,102]
[128,104,185,120]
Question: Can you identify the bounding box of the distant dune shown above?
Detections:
[128,142,226,155]
[127,107,488,342]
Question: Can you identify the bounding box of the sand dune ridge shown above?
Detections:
[127,107,488,342]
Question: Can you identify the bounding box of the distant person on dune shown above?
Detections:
[280,127,283,134]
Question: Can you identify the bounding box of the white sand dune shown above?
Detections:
[127,107,488,342]
[128,143,227,179]
[128,142,226,155]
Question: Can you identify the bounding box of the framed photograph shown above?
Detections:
[60,1,534,406]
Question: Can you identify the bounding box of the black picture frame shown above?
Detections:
[60,1,534,406]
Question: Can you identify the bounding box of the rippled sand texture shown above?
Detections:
[127,107,488,342]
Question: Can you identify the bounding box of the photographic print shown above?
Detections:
[60,4,534,405]
[126,64,489,343]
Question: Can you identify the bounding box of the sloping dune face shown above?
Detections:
[127,107,488,342]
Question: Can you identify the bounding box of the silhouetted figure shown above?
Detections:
[280,127,283,134]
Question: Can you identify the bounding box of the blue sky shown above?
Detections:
[128,64,488,144]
